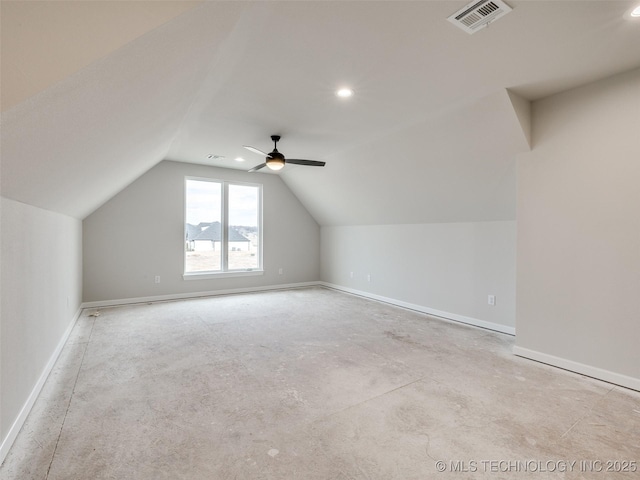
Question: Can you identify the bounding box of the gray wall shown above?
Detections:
[1,197,82,448]
[83,161,320,303]
[321,221,516,331]
[516,68,640,388]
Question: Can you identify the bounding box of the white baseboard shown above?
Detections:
[513,346,640,392]
[0,307,83,465]
[320,282,515,336]
[82,282,515,336]
[81,281,321,309]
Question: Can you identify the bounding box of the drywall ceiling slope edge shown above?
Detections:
[0,3,246,220]
[507,90,532,149]
[281,89,531,227]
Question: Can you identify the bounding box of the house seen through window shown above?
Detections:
[185,178,261,274]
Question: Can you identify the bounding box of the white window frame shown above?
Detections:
[183,177,263,279]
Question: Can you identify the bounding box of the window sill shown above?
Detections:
[183,270,264,281]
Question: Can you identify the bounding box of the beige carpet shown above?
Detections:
[2,287,638,479]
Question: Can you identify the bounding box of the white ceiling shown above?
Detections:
[0,0,203,112]
[2,1,640,224]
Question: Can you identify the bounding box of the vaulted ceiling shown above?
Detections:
[2,1,640,224]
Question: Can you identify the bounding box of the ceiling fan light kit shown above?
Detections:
[244,135,326,173]
[266,154,285,171]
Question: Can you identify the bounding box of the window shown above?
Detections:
[185,178,262,276]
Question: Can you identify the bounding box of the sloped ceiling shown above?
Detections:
[1,1,244,218]
[2,1,640,224]
[1,0,202,112]
[283,89,527,225]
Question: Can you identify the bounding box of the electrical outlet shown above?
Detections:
[350,272,354,278]
[155,275,161,284]
[488,295,496,306]
[278,268,283,275]
[367,274,371,282]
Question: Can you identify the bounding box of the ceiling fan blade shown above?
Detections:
[248,163,267,173]
[243,145,269,156]
[286,159,326,167]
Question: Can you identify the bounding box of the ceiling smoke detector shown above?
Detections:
[447,0,512,34]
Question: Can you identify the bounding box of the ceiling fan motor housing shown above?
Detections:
[268,150,284,161]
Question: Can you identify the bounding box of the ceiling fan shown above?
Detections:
[244,135,326,173]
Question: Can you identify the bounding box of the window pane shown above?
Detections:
[185,180,222,273]
[228,184,260,270]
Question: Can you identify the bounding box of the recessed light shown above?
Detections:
[234,157,245,162]
[631,5,640,17]
[336,88,354,98]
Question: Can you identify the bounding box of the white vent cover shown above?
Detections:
[447,0,512,34]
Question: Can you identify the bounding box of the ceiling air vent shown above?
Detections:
[447,0,512,34]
